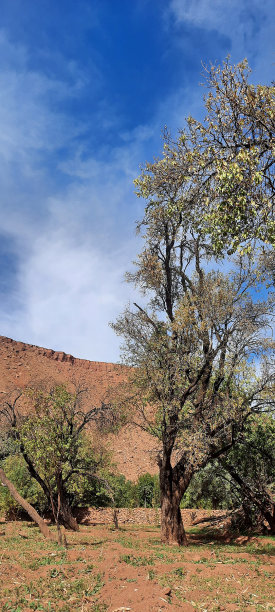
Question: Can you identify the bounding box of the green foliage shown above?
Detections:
[9,385,114,525]
[86,472,160,509]
[78,472,137,508]
[227,413,275,488]
[135,58,274,252]
[20,386,89,489]
[181,414,275,525]
[136,473,160,507]
[180,463,234,510]
[107,473,137,507]
[219,413,275,529]
[0,454,47,516]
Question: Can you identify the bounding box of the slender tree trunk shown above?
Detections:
[159,457,187,546]
[269,506,275,535]
[0,467,54,541]
[222,461,275,534]
[113,508,119,529]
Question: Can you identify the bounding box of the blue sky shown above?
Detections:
[0,0,274,361]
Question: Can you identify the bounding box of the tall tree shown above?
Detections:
[113,153,274,545]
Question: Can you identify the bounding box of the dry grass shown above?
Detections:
[0,519,274,611]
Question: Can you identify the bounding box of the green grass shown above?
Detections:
[0,521,274,611]
[119,553,155,566]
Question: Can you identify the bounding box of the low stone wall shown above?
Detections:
[76,507,223,527]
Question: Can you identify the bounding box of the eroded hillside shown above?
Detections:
[0,336,157,480]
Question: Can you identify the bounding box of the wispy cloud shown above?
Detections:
[168,0,274,81]
[0,31,150,360]
[0,3,273,362]
[3,230,136,362]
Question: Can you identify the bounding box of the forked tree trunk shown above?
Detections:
[0,467,54,541]
[159,457,188,546]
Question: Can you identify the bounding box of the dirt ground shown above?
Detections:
[0,517,274,611]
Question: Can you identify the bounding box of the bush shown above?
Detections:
[180,463,234,510]
[136,473,160,507]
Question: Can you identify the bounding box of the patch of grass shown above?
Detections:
[28,552,67,570]
[119,553,155,566]
[193,556,211,565]
[90,573,105,595]
[83,563,94,574]
[114,535,139,549]
[173,567,186,578]
[246,543,275,556]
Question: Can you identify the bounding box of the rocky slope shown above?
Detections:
[0,336,157,480]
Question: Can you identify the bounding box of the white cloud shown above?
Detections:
[0,30,151,361]
[170,0,247,30]
[169,0,275,82]
[0,14,273,364]
[0,35,84,166]
[2,230,136,362]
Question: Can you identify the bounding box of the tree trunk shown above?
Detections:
[159,457,187,546]
[221,461,275,534]
[268,505,275,535]
[0,467,54,541]
[59,500,79,531]
[113,508,119,529]
[57,477,79,531]
[160,492,187,545]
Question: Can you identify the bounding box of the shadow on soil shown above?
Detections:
[187,526,275,555]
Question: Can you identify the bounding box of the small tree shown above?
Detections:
[1,385,112,532]
[137,473,155,508]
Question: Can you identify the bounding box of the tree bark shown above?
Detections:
[160,492,187,545]
[0,467,54,541]
[59,500,79,531]
[57,477,79,531]
[159,457,187,546]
